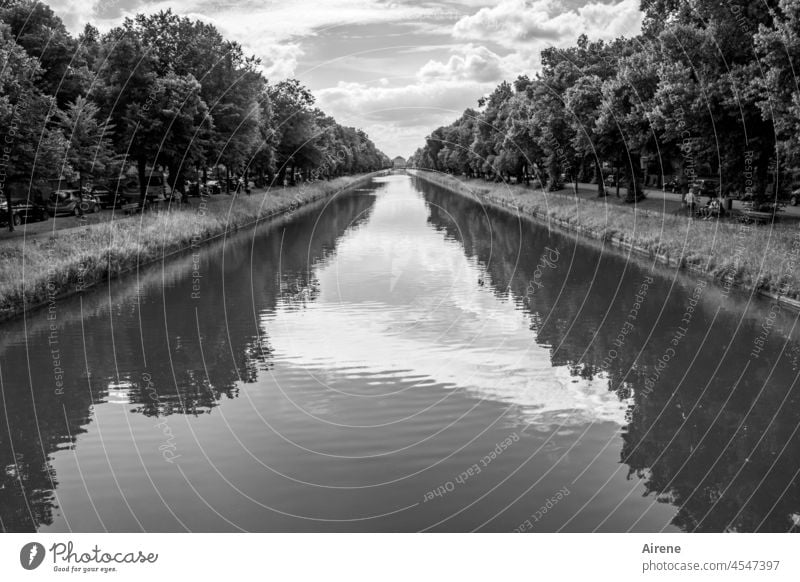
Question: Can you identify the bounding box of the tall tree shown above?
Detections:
[123,72,211,204]
[267,79,318,185]
[55,96,117,190]
[0,30,69,230]
[0,0,92,105]
[754,0,800,175]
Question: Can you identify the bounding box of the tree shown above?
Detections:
[125,11,270,188]
[93,23,158,194]
[2,1,387,219]
[267,79,319,185]
[754,0,800,174]
[641,0,779,197]
[565,75,606,195]
[55,96,117,190]
[0,30,69,230]
[527,77,575,192]
[123,72,211,204]
[596,49,660,202]
[0,0,92,105]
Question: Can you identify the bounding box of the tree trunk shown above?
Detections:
[4,189,14,232]
[547,154,560,191]
[137,157,147,208]
[173,167,185,196]
[624,153,644,203]
[756,148,770,199]
[595,159,606,197]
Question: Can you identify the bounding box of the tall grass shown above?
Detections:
[0,173,382,319]
[411,170,800,301]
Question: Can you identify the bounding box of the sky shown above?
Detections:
[48,0,645,158]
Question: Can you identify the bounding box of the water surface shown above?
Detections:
[1,174,799,532]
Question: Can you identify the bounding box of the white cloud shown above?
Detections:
[317,77,495,155]
[259,42,305,80]
[419,44,510,83]
[55,0,453,78]
[318,78,487,127]
[47,0,102,30]
[318,42,536,155]
[187,0,444,45]
[45,0,646,157]
[453,0,643,48]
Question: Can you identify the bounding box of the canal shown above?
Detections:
[1,173,799,532]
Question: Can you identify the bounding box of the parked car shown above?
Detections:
[90,183,130,209]
[204,180,221,195]
[0,197,49,226]
[114,174,172,203]
[186,180,202,197]
[46,190,100,216]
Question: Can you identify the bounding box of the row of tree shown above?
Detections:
[408,0,800,202]
[0,0,389,219]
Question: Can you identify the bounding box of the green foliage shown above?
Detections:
[55,96,117,179]
[409,1,796,203]
[0,1,388,217]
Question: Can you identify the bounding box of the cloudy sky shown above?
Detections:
[49,0,644,158]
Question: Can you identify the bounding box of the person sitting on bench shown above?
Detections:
[699,197,722,219]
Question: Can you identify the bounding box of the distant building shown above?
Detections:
[393,156,406,168]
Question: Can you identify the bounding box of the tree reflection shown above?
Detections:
[0,190,377,531]
[419,177,800,532]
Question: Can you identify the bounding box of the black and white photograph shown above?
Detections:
[1,0,799,577]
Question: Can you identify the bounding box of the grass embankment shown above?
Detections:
[410,170,800,304]
[0,173,384,320]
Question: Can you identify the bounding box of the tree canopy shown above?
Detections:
[0,0,389,227]
[408,1,797,203]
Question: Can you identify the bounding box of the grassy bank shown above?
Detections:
[0,172,385,320]
[410,170,800,304]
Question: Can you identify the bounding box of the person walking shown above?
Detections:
[685,188,697,216]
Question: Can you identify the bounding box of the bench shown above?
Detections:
[696,206,723,219]
[121,202,141,215]
[738,210,776,225]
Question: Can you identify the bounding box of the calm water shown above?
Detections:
[1,174,799,532]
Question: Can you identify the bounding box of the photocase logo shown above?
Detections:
[20,542,46,570]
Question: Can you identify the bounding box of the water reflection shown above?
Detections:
[0,174,798,532]
[267,185,627,428]
[0,189,379,531]
[419,177,800,532]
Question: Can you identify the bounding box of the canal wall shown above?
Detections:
[408,169,800,312]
